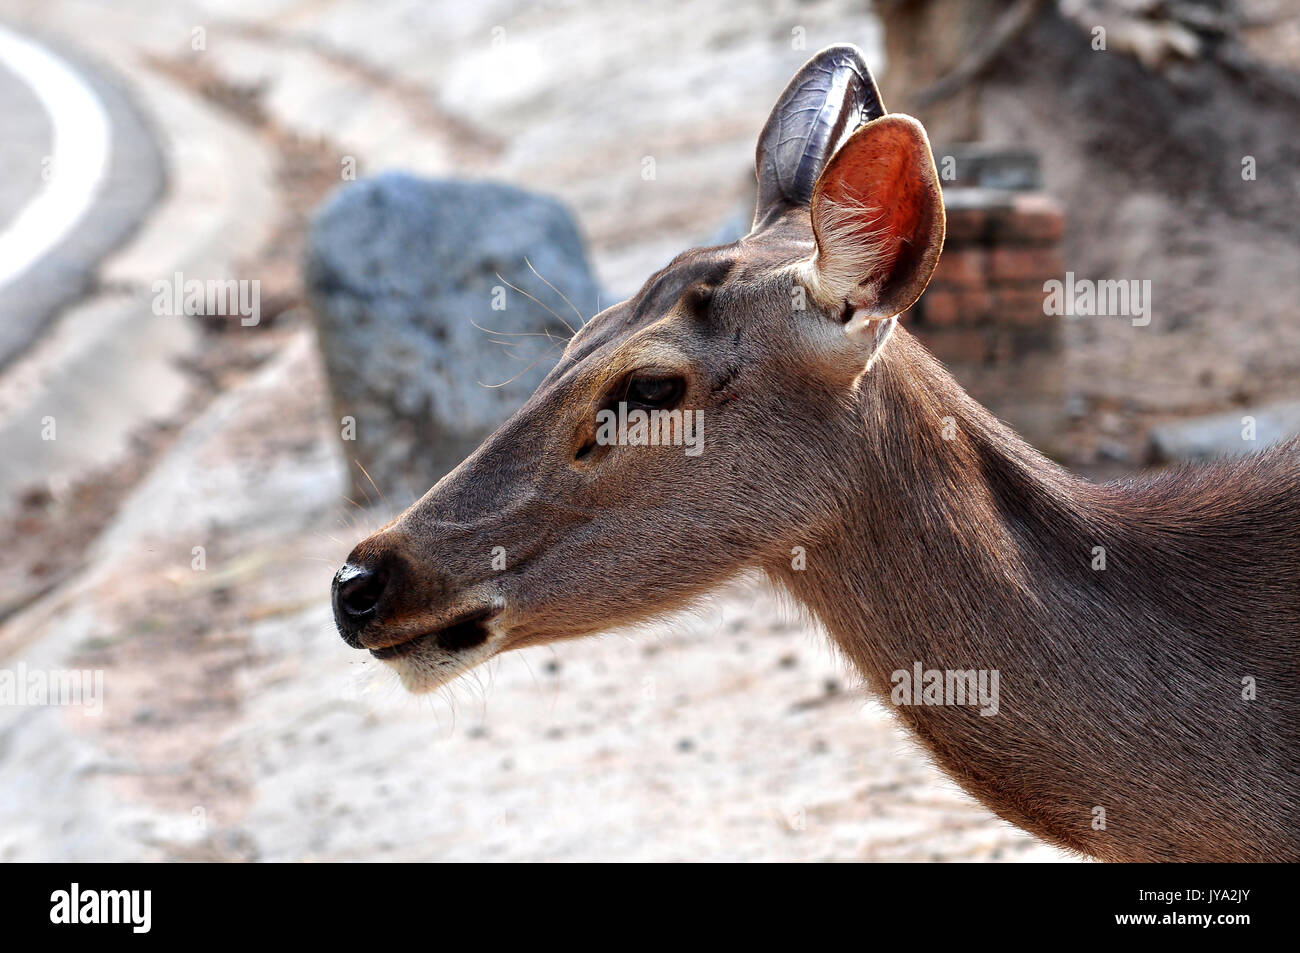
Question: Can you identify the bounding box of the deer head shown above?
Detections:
[333,45,945,693]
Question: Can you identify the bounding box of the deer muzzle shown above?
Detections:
[331,529,504,676]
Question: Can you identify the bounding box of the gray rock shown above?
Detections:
[1148,401,1300,463]
[304,173,602,501]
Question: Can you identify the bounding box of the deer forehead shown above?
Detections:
[551,231,823,400]
[608,326,693,371]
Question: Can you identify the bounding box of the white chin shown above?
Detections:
[382,632,505,694]
[387,657,447,694]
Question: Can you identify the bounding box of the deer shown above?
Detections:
[331,45,1299,862]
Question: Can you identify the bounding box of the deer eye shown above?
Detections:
[624,374,684,410]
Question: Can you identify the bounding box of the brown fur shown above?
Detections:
[773,329,1300,861]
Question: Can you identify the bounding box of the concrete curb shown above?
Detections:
[0,21,165,371]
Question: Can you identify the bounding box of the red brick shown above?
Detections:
[920,328,990,365]
[943,206,987,243]
[992,193,1066,244]
[957,288,994,320]
[920,286,995,327]
[920,288,961,327]
[991,288,1053,326]
[989,247,1063,282]
[930,248,987,290]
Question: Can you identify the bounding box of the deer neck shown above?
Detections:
[773,329,1129,853]
[779,328,1101,650]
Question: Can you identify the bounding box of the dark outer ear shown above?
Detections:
[807,114,946,320]
[753,44,886,231]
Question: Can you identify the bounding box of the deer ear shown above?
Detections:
[805,114,945,325]
[753,44,885,231]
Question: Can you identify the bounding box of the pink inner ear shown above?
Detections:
[817,122,932,287]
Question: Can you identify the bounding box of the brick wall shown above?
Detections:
[907,149,1067,453]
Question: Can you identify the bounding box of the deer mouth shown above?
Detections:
[368,607,501,660]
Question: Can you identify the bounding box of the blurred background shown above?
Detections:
[0,0,1296,861]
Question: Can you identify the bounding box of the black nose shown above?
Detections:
[333,562,391,646]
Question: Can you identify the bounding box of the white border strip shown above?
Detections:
[0,23,111,290]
